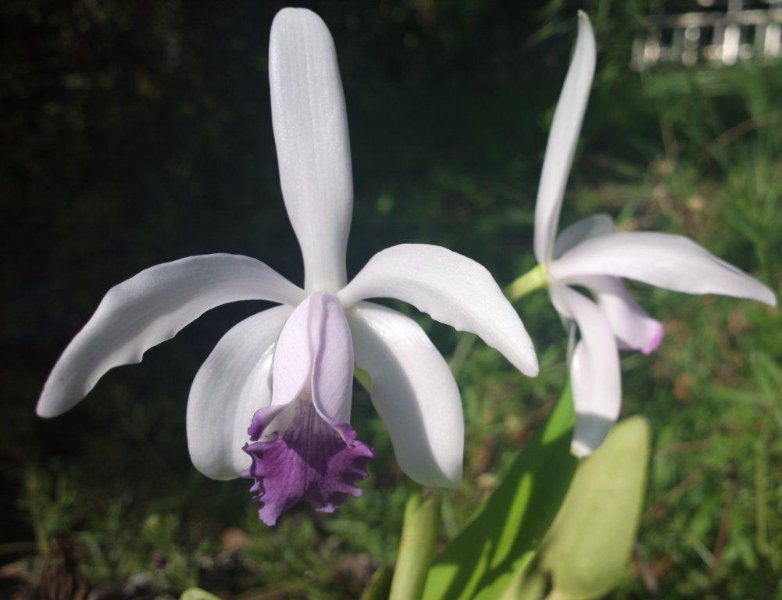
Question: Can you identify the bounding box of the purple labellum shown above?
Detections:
[243,399,373,526]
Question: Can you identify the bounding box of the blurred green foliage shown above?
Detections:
[1,0,780,598]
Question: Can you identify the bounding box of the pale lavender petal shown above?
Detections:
[347,302,463,487]
[310,293,354,425]
[267,293,318,424]
[187,305,292,480]
[553,213,614,259]
[37,254,304,418]
[551,232,777,306]
[534,12,596,264]
[552,285,621,456]
[244,399,372,526]
[576,275,664,354]
[339,244,538,377]
[267,292,353,429]
[270,8,352,293]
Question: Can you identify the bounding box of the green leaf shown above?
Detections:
[180,588,221,600]
[360,565,394,600]
[423,387,578,600]
[540,415,651,600]
[389,490,441,600]
[498,552,546,600]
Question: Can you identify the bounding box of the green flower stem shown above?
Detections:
[389,489,441,600]
[449,334,477,376]
[505,264,548,302]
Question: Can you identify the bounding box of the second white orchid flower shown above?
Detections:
[525,12,776,456]
[36,8,538,525]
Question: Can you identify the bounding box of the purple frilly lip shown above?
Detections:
[243,399,373,526]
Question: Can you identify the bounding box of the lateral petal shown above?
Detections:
[187,305,292,480]
[573,275,664,354]
[348,302,463,487]
[37,254,304,418]
[270,8,353,293]
[551,232,777,306]
[339,244,539,376]
[552,285,621,456]
[534,12,596,264]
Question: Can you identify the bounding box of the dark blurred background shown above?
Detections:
[2,1,780,598]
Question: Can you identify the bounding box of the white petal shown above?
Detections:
[37,254,304,418]
[534,12,596,264]
[347,302,463,486]
[569,342,615,457]
[551,285,621,456]
[577,275,663,354]
[553,213,614,259]
[187,305,292,480]
[551,232,777,306]
[270,8,353,293]
[339,244,539,376]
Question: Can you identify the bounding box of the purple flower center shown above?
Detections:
[243,399,373,526]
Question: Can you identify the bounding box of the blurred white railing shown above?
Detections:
[632,0,782,69]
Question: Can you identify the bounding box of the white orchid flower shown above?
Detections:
[530,12,776,457]
[36,8,538,525]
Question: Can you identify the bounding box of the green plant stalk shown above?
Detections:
[389,489,441,600]
[360,566,394,600]
[449,334,477,376]
[506,264,548,302]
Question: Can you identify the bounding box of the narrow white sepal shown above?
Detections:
[534,12,596,264]
[270,8,353,293]
[339,243,539,377]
